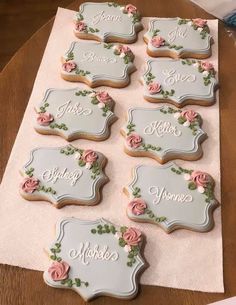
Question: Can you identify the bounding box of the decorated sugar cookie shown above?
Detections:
[124,162,219,233]
[20,145,108,208]
[144,17,212,59]
[142,59,218,107]
[74,2,142,43]
[61,41,136,88]
[121,106,207,164]
[43,217,145,300]
[35,88,117,141]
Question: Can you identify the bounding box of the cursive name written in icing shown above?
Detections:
[56,100,92,119]
[68,242,119,265]
[92,10,122,26]
[168,26,188,43]
[144,120,182,137]
[162,69,196,86]
[42,167,83,186]
[81,51,117,64]
[149,186,193,205]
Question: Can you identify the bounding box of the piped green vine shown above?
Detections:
[91,223,141,267]
[132,187,167,223]
[49,243,89,288]
[171,166,215,203]
[24,168,56,195]
[60,145,101,180]
[75,90,113,117]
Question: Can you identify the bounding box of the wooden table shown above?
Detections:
[1,0,236,304]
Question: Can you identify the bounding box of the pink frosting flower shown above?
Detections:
[201,61,214,72]
[193,18,207,28]
[147,82,162,95]
[62,61,77,72]
[125,4,137,14]
[48,261,70,281]
[126,133,142,149]
[181,110,198,123]
[116,44,132,55]
[123,227,142,246]
[96,91,112,104]
[128,198,147,215]
[37,112,54,126]
[191,171,212,187]
[75,21,87,32]
[151,36,165,48]
[81,149,98,164]
[21,177,39,194]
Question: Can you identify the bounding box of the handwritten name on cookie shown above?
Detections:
[167,26,188,43]
[149,186,193,204]
[68,242,119,265]
[81,51,117,64]
[92,10,122,26]
[162,69,196,86]
[56,100,92,119]
[42,167,83,186]
[144,120,182,137]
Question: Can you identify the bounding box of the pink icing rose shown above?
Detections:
[81,149,98,164]
[193,18,207,28]
[21,177,39,194]
[151,36,165,48]
[123,227,142,246]
[148,82,162,95]
[37,112,54,126]
[181,110,198,123]
[201,61,214,72]
[116,44,132,55]
[128,198,147,215]
[125,4,137,14]
[126,133,142,149]
[48,261,70,281]
[191,171,212,187]
[96,91,112,104]
[75,21,87,32]
[62,61,77,72]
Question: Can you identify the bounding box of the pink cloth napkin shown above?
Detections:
[0,8,223,292]
[209,297,236,304]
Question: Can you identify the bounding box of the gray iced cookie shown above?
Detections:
[35,88,117,141]
[124,162,219,233]
[43,217,146,301]
[61,41,136,88]
[121,106,207,164]
[74,2,142,43]
[141,59,218,107]
[144,17,212,59]
[19,145,108,208]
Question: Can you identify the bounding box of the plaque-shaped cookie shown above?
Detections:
[35,88,117,141]
[19,145,108,208]
[61,41,136,88]
[124,162,219,233]
[144,17,212,59]
[142,59,218,107]
[74,2,142,43]
[43,218,146,300]
[121,106,207,164]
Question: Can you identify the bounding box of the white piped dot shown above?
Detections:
[183,120,190,127]
[174,112,181,119]
[85,162,92,169]
[184,173,191,181]
[74,152,81,160]
[198,186,205,194]
[98,102,105,109]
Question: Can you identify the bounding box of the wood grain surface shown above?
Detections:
[1,0,236,304]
